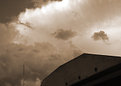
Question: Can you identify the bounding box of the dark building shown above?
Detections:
[41,53,121,86]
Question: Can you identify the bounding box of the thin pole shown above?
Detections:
[23,64,25,86]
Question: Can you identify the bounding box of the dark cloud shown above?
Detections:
[92,31,109,41]
[33,0,62,7]
[53,29,76,40]
[0,0,35,23]
[0,0,63,23]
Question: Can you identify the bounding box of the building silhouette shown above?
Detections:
[41,53,121,86]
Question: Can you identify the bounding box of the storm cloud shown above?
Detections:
[0,0,61,23]
[0,0,35,23]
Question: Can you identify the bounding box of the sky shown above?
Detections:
[1,0,121,86]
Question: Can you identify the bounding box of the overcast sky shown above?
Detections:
[1,0,121,86]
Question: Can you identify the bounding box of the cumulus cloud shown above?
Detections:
[53,29,76,40]
[1,0,121,86]
[92,31,109,41]
[15,0,121,45]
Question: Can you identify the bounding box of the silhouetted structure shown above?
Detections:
[41,53,121,86]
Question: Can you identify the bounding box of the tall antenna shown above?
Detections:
[23,64,25,86]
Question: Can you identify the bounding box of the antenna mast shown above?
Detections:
[23,64,25,86]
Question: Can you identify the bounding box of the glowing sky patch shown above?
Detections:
[14,0,121,56]
[15,24,30,35]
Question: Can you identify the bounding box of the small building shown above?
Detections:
[41,53,121,86]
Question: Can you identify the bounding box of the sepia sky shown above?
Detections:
[1,0,121,86]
